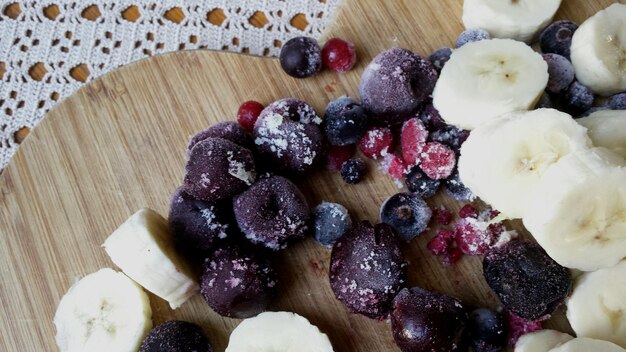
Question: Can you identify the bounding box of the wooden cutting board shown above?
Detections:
[0,1,615,351]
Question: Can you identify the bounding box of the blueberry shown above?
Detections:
[323,97,369,146]
[468,309,507,352]
[563,81,595,116]
[313,202,352,247]
[535,93,555,109]
[140,320,212,352]
[542,54,575,94]
[340,158,367,184]
[418,103,447,131]
[445,170,476,201]
[279,37,322,78]
[540,21,578,60]
[429,126,470,151]
[608,92,626,110]
[456,29,491,48]
[380,192,432,241]
[429,47,452,72]
[405,167,441,198]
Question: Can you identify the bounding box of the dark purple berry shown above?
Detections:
[140,320,212,352]
[483,240,572,320]
[323,97,369,146]
[608,92,626,110]
[429,126,470,151]
[200,242,276,318]
[563,81,595,116]
[340,158,367,184]
[540,20,578,60]
[419,103,447,131]
[359,48,438,125]
[391,287,468,352]
[279,36,322,78]
[456,29,491,48]
[329,221,406,319]
[313,202,351,247]
[429,47,452,72]
[535,93,555,109]
[542,53,575,94]
[405,167,441,198]
[380,192,432,241]
[445,170,476,201]
[468,309,507,352]
[233,176,309,250]
[187,122,252,155]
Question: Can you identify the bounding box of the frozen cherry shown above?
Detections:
[359,47,438,125]
[483,240,572,320]
[139,320,212,352]
[380,193,432,241]
[405,166,441,199]
[419,142,456,180]
[200,242,276,318]
[184,138,256,202]
[233,176,309,250]
[237,100,265,132]
[279,37,322,78]
[468,309,507,352]
[391,287,469,352]
[329,221,406,319]
[187,122,253,155]
[257,98,321,125]
[419,103,447,131]
[322,38,357,73]
[358,127,393,159]
[340,158,367,184]
[313,202,352,247]
[401,117,428,165]
[323,97,369,146]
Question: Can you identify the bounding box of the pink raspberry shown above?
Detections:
[427,236,449,255]
[418,142,456,180]
[459,204,478,219]
[436,229,455,242]
[505,310,543,346]
[321,38,357,73]
[443,247,463,265]
[326,145,355,171]
[433,207,453,225]
[237,100,264,132]
[358,127,393,159]
[381,154,407,179]
[454,218,498,256]
[401,118,428,165]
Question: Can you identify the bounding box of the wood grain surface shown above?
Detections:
[0,1,616,351]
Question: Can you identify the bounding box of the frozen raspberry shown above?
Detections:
[429,126,470,151]
[340,158,367,184]
[504,310,543,345]
[140,320,212,352]
[427,235,450,256]
[323,97,369,146]
[380,193,432,241]
[358,127,393,159]
[326,145,355,171]
[280,37,322,78]
[429,47,452,73]
[444,247,464,265]
[322,38,357,73]
[433,207,453,225]
[454,218,497,256]
[405,167,441,198]
[437,228,455,242]
[401,118,428,165]
[459,204,478,219]
[418,142,456,180]
[381,154,407,180]
[188,122,253,155]
[419,103,447,131]
[237,100,264,132]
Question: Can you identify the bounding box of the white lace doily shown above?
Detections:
[0,0,340,169]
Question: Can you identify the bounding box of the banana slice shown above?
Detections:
[523,148,626,271]
[516,330,573,352]
[549,337,626,352]
[462,0,562,43]
[225,311,334,352]
[53,268,152,352]
[458,108,591,218]
[578,110,626,159]
[433,38,548,130]
[103,208,199,309]
[570,3,626,96]
[566,260,626,348]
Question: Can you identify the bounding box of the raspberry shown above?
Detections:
[427,236,449,255]
[436,229,455,242]
[504,310,543,345]
[237,100,264,132]
[401,118,429,165]
[418,142,456,180]
[322,38,357,73]
[358,127,393,159]
[382,154,407,180]
[454,218,497,256]
[433,207,453,225]
[443,247,464,265]
[459,204,478,219]
[326,145,355,171]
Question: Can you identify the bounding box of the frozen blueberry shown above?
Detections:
[233,176,309,250]
[543,54,575,94]
[329,221,406,319]
[429,47,452,72]
[187,122,253,155]
[323,97,369,146]
[184,138,256,202]
[483,240,572,320]
[540,20,578,60]
[535,93,555,109]
[608,92,626,110]
[445,170,476,201]
[140,320,212,352]
[391,287,468,352]
[405,167,441,198]
[359,48,438,125]
[254,99,323,173]
[429,126,470,151]
[468,309,507,352]
[200,242,276,318]
[279,36,322,78]
[418,103,447,131]
[380,192,432,241]
[313,202,352,247]
[563,81,595,116]
[456,28,491,48]
[340,158,367,184]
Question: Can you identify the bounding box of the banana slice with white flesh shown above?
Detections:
[103,208,199,309]
[549,337,625,352]
[578,110,626,159]
[53,268,152,352]
[515,330,573,352]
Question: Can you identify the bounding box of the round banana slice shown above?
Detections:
[516,330,573,352]
[523,147,626,271]
[462,0,562,42]
[578,110,626,159]
[571,3,626,96]
[432,38,548,130]
[53,268,152,352]
[566,260,626,348]
[549,337,626,352]
[225,311,334,352]
[458,108,591,218]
